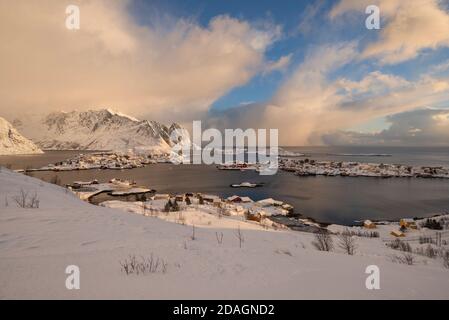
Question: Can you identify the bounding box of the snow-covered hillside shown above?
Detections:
[1,169,448,299]
[0,117,43,155]
[12,109,190,153]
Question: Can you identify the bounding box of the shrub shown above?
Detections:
[164,200,172,213]
[391,252,415,265]
[191,225,196,240]
[402,253,415,265]
[235,226,244,248]
[119,254,167,275]
[312,229,333,252]
[421,218,443,230]
[443,251,449,269]
[387,239,412,252]
[342,229,379,238]
[215,232,223,245]
[13,189,39,208]
[176,212,186,225]
[425,245,438,259]
[171,199,180,212]
[337,230,357,255]
[419,236,435,245]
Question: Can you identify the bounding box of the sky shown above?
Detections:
[1,0,449,146]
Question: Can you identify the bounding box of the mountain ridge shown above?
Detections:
[0,117,43,155]
[12,109,190,153]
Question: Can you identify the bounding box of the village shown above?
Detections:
[66,177,449,246]
[18,151,449,181]
[68,178,298,230]
[279,158,449,179]
[16,152,173,173]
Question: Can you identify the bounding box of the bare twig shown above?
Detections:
[215,232,223,245]
[235,226,244,248]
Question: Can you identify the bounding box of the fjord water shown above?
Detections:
[1,147,448,225]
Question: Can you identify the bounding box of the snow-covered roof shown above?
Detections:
[154,194,170,199]
[203,194,221,201]
[240,196,253,203]
[257,198,283,206]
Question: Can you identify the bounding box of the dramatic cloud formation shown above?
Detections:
[263,54,293,75]
[0,0,281,122]
[322,108,449,146]
[1,0,449,146]
[208,0,449,145]
[209,42,449,145]
[330,0,449,64]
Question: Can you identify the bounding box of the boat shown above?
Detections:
[230,182,264,188]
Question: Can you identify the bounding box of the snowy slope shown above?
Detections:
[0,117,43,155]
[12,109,191,153]
[1,169,449,299]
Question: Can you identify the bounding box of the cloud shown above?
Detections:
[335,71,410,97]
[208,42,449,145]
[206,43,358,144]
[322,108,449,146]
[331,0,449,64]
[203,1,449,146]
[2,0,449,147]
[263,54,292,75]
[296,0,326,35]
[0,0,281,123]
[430,59,449,74]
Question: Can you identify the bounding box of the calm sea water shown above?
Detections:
[1,147,449,225]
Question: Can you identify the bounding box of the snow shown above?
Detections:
[0,117,43,155]
[1,168,449,299]
[10,109,191,153]
[280,158,449,179]
[101,200,265,231]
[110,188,151,196]
[105,108,140,122]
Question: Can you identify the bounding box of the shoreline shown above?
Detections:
[3,150,449,227]
[64,177,449,231]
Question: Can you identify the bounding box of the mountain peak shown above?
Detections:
[12,110,190,153]
[0,117,43,155]
[103,108,140,122]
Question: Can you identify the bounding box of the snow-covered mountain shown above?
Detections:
[12,109,191,153]
[0,117,43,155]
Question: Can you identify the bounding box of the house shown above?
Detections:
[153,194,170,200]
[390,230,405,237]
[203,194,221,203]
[175,194,185,202]
[363,220,376,229]
[226,195,242,203]
[212,199,222,207]
[400,218,417,229]
[227,205,246,216]
[246,209,267,222]
[281,203,294,214]
[257,198,283,207]
[240,196,253,203]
